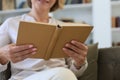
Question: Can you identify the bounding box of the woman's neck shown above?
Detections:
[29,9,50,23]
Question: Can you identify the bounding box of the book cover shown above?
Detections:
[16,21,93,60]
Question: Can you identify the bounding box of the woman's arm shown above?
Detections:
[0,50,9,72]
[0,44,37,63]
[66,57,88,77]
[0,53,9,65]
[63,40,88,77]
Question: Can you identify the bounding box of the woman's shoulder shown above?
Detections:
[4,14,26,23]
[0,14,27,29]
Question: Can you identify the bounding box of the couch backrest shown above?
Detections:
[79,44,120,80]
[79,43,98,80]
[98,46,120,80]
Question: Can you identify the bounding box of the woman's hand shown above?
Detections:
[63,40,88,69]
[0,44,37,64]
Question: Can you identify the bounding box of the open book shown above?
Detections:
[16,21,93,60]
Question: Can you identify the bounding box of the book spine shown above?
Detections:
[44,26,62,60]
[116,16,120,28]
[82,0,92,3]
[112,17,116,28]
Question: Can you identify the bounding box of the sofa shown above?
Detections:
[0,43,120,80]
[79,43,120,80]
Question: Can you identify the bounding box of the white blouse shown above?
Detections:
[0,14,88,79]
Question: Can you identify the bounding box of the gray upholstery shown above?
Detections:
[0,63,11,80]
[79,46,120,80]
[98,47,120,80]
[79,43,98,80]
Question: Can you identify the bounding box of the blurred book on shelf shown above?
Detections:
[112,16,120,28]
[65,0,82,4]
[65,0,92,4]
[116,17,120,27]
[0,0,15,10]
[112,17,117,28]
[82,0,92,3]
[112,42,120,46]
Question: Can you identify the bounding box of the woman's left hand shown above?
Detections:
[63,40,88,69]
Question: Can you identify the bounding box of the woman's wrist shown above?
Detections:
[0,56,9,65]
[74,62,86,70]
[74,63,82,69]
[0,51,9,65]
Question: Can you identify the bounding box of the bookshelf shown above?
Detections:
[53,3,92,25]
[53,0,120,24]
[112,0,120,16]
[0,0,120,47]
[53,0,112,48]
[53,3,93,45]
[112,28,120,44]
[0,0,16,10]
[111,1,120,46]
[52,0,120,48]
[64,3,92,9]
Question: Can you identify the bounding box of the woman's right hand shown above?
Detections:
[0,44,37,64]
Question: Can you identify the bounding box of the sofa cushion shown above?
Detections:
[98,46,120,80]
[78,43,98,80]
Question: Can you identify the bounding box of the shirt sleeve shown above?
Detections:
[66,58,88,77]
[0,63,9,72]
[0,19,11,72]
[0,19,11,48]
[69,59,88,77]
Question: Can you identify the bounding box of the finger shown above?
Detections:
[12,52,36,63]
[63,48,85,65]
[65,43,87,57]
[65,43,83,54]
[63,47,78,57]
[13,48,37,58]
[10,44,34,53]
[71,40,88,51]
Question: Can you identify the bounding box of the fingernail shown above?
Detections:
[63,48,66,51]
[65,44,69,47]
[29,45,33,48]
[32,52,36,54]
[71,40,76,44]
[32,48,37,51]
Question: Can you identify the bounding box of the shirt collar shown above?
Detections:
[22,14,53,24]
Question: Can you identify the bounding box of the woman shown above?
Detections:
[0,0,88,80]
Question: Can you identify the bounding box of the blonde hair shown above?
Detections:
[27,0,65,12]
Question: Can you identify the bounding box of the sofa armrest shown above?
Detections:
[78,43,98,80]
[0,62,11,80]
